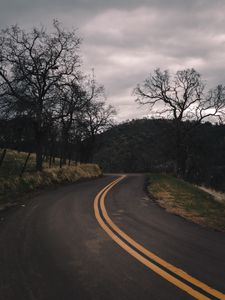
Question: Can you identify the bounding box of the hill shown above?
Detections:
[93,118,225,191]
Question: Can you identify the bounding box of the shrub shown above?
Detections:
[0,164,102,204]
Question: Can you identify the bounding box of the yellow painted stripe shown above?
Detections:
[94,176,225,300]
[100,176,225,300]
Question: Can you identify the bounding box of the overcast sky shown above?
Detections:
[1,0,225,121]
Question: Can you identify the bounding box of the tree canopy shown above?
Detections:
[0,21,116,171]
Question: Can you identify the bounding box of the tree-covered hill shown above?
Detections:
[93,118,225,191]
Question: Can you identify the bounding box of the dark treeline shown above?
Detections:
[95,68,225,191]
[1,20,225,188]
[0,21,115,171]
[94,118,225,191]
[134,68,225,178]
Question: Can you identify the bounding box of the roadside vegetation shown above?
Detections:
[0,21,115,173]
[0,149,102,209]
[147,173,225,232]
[0,150,60,178]
[1,20,225,232]
[0,21,112,210]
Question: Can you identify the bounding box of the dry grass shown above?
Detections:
[0,161,102,207]
[0,149,63,178]
[147,173,225,232]
[198,186,225,204]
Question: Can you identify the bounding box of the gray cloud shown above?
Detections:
[1,0,225,120]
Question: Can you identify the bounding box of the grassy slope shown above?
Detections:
[0,150,102,207]
[147,173,225,232]
[0,150,63,178]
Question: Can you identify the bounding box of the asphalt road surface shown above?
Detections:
[0,174,225,300]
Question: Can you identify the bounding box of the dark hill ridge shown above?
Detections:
[93,118,225,191]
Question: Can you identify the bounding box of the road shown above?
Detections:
[0,174,225,300]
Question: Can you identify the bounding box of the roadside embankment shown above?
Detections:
[0,164,102,211]
[147,173,225,232]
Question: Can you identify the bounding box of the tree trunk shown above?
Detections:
[87,136,95,163]
[174,120,183,177]
[59,157,62,168]
[20,152,31,177]
[49,155,52,168]
[60,131,69,167]
[36,148,43,171]
[174,120,188,178]
[35,134,43,171]
[176,147,187,177]
[0,149,7,167]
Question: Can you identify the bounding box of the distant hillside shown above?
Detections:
[93,118,225,190]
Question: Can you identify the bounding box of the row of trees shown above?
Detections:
[134,68,225,177]
[0,21,116,171]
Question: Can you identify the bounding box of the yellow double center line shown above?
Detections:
[94,176,225,300]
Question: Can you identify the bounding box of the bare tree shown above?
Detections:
[134,68,225,176]
[58,72,105,166]
[77,96,116,163]
[0,20,81,171]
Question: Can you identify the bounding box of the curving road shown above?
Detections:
[0,174,225,300]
